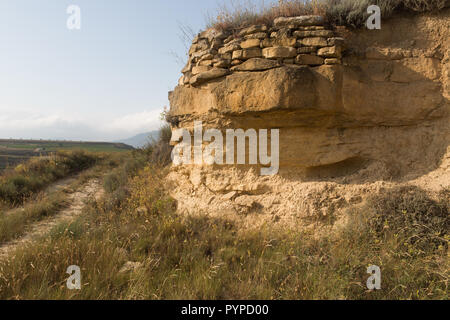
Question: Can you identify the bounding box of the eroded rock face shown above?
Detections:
[167,12,450,228]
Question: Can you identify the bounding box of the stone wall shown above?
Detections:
[179,16,344,87]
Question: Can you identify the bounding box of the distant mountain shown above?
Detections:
[118,131,159,148]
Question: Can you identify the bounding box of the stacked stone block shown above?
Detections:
[179,16,345,87]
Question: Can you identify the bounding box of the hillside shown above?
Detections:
[117,131,159,148]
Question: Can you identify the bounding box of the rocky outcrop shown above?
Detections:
[167,10,450,229]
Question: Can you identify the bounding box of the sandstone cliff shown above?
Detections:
[167,9,450,230]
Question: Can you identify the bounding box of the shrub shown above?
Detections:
[325,0,398,27]
[325,0,448,27]
[208,0,326,30]
[103,172,124,194]
[104,186,130,212]
[401,0,448,11]
[366,186,449,251]
[144,124,173,167]
[126,165,175,216]
[102,154,149,211]
[57,150,97,173]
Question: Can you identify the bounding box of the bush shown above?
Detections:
[126,165,175,216]
[208,0,326,30]
[401,0,449,11]
[325,0,448,27]
[144,124,173,167]
[104,171,126,194]
[102,154,149,211]
[58,150,97,173]
[366,186,449,251]
[325,0,397,27]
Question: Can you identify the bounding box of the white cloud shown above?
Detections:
[102,110,164,135]
[0,108,164,141]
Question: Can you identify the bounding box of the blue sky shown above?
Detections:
[0,0,227,141]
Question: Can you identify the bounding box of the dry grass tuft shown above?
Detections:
[208,0,326,30]
[207,0,449,30]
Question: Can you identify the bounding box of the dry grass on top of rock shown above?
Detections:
[207,0,449,30]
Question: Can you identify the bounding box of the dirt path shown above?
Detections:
[0,179,104,259]
[45,175,79,194]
